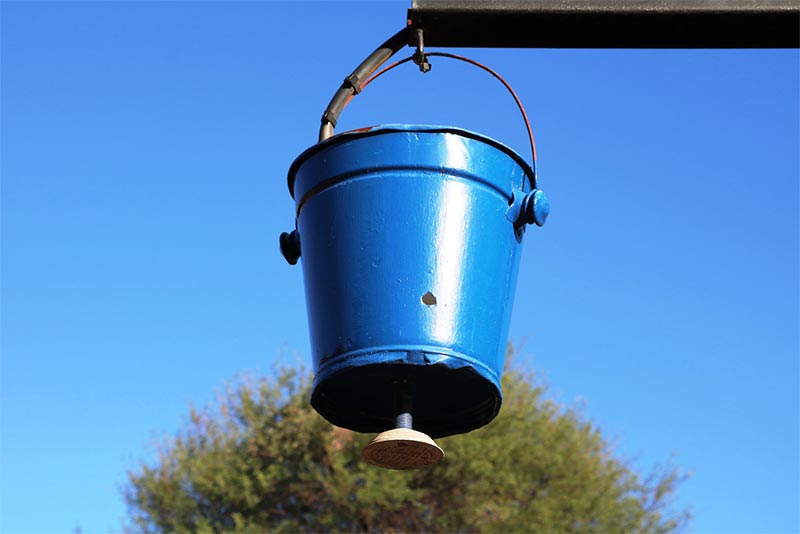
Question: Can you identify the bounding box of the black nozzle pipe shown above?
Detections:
[319,27,412,142]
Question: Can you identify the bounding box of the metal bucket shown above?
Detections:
[283,124,548,438]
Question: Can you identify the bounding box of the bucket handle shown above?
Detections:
[318,28,539,189]
[282,29,549,266]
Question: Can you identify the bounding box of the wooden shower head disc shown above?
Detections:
[361,428,444,470]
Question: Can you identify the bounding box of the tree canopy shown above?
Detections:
[124,359,689,533]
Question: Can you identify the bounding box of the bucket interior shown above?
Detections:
[310,355,501,439]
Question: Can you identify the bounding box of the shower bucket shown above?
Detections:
[282,124,548,438]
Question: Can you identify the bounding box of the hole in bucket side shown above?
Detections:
[421,292,437,306]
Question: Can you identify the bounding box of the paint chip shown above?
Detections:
[421,292,437,306]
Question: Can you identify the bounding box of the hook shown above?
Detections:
[412,29,431,73]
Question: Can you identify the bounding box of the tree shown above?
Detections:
[123,357,690,533]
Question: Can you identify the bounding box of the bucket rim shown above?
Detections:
[287,124,536,198]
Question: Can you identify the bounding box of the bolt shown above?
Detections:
[393,380,413,429]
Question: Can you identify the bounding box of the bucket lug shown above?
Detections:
[507,187,550,228]
[524,189,550,227]
[505,188,526,224]
[279,229,301,265]
[520,189,550,227]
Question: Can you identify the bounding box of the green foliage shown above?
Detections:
[124,361,690,533]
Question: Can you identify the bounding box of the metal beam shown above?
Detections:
[407,0,800,48]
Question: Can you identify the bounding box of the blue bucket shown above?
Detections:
[284,124,547,438]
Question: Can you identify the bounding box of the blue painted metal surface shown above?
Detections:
[285,124,546,438]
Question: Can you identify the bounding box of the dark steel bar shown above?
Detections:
[407,0,800,48]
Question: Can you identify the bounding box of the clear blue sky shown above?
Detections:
[1,2,797,533]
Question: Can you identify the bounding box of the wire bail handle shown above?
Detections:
[318,27,539,187]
